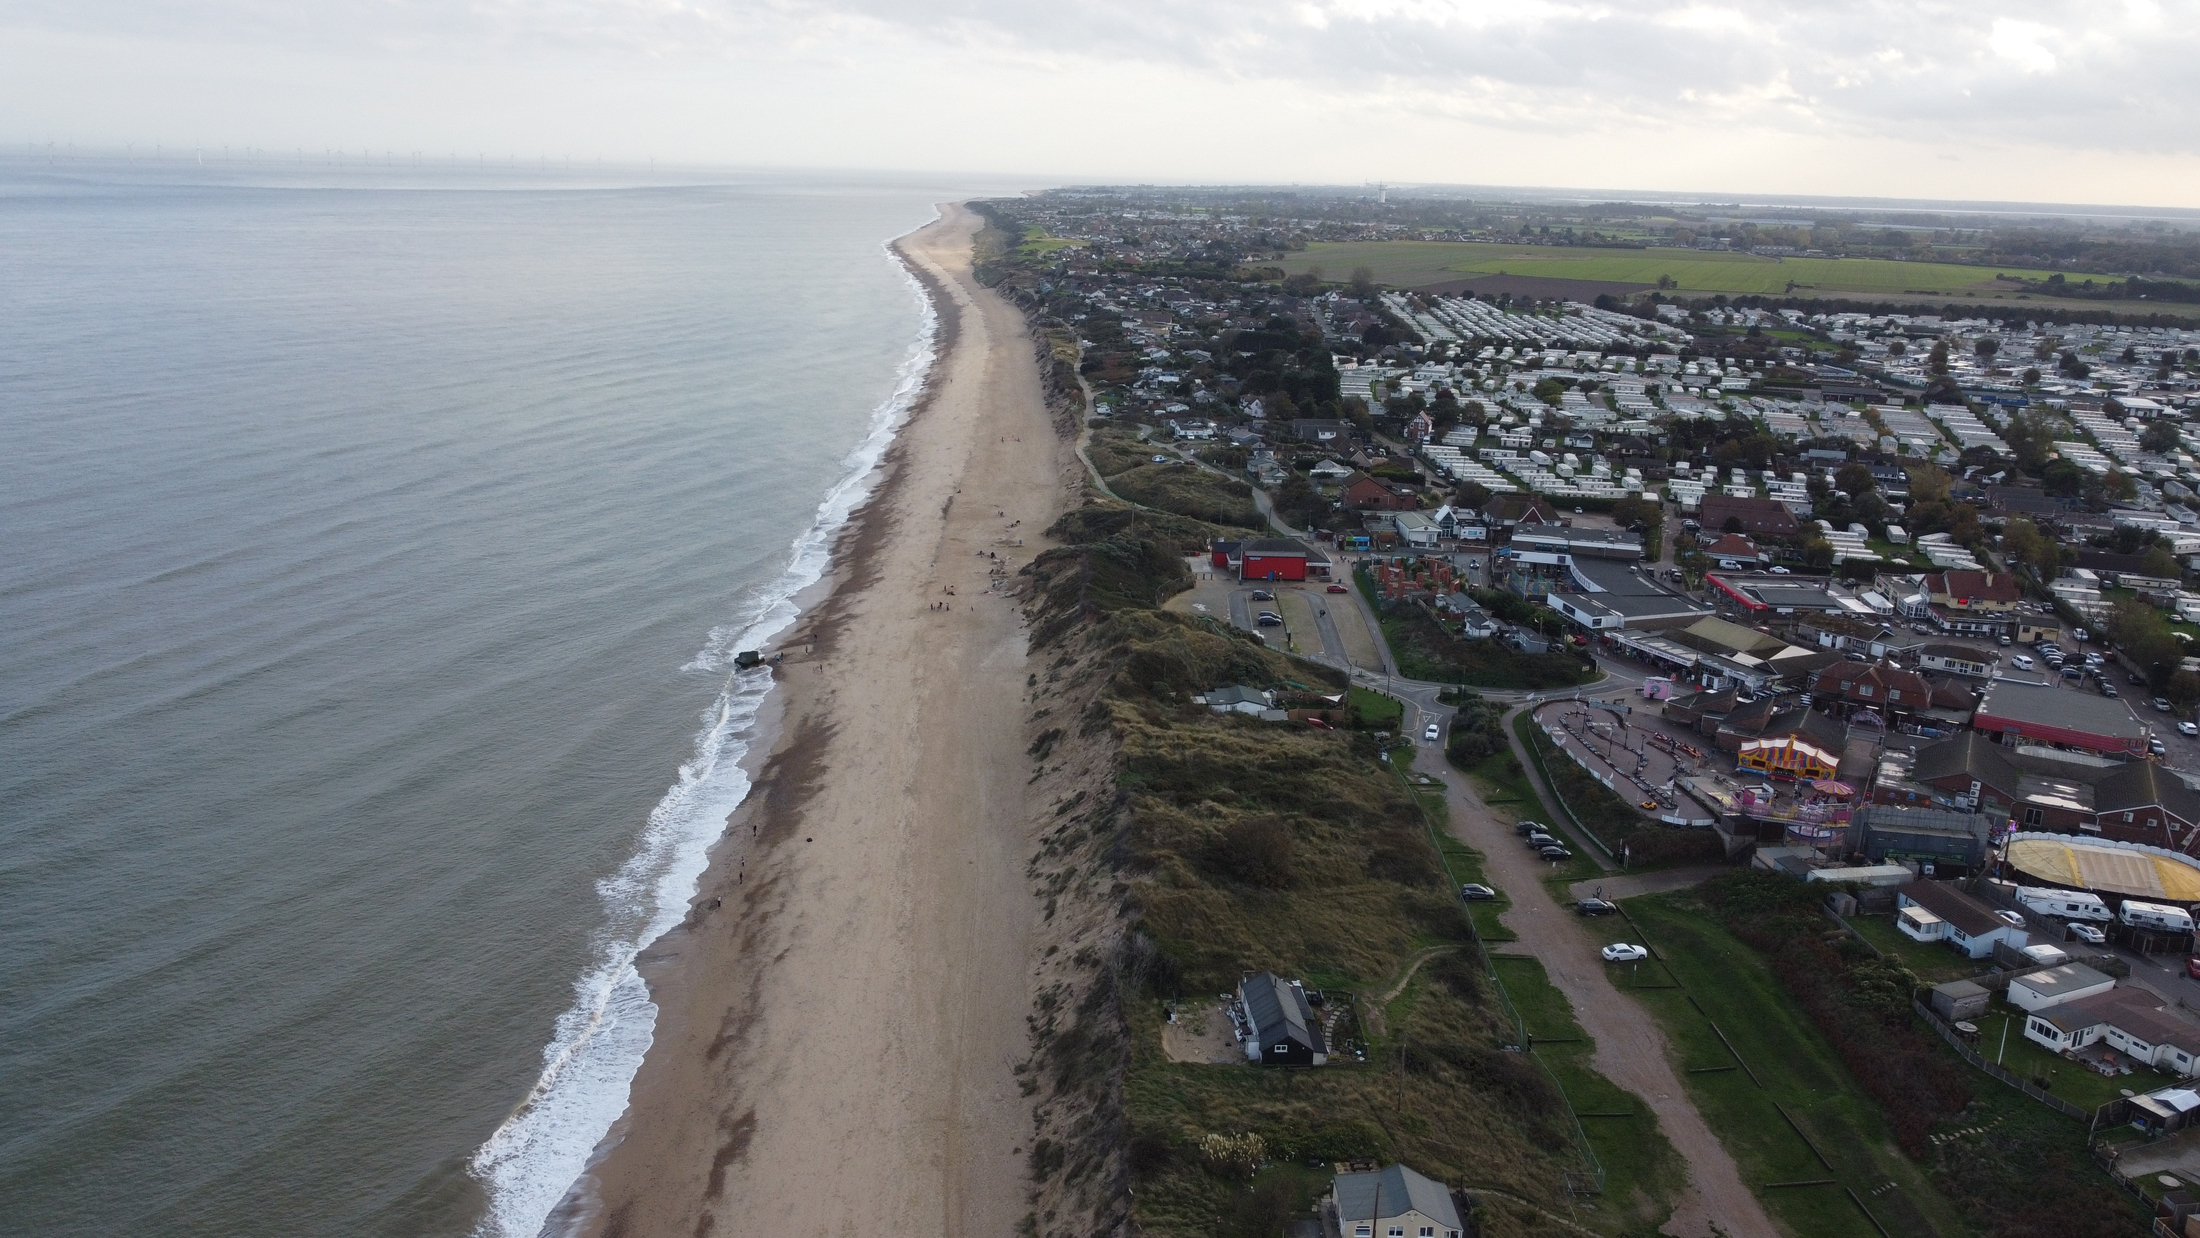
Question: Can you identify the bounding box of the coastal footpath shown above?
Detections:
[564,205,1064,1236]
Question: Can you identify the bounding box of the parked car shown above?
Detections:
[2156,698,2175,713]
[1576,898,1619,916]
[1769,565,1791,575]
[2179,721,2198,737]
[1538,844,1572,861]
[2011,654,2035,671]
[1994,908,2026,928]
[2101,684,2118,698]
[2075,627,2090,643]
[1515,820,1543,835]
[1249,589,1273,601]
[1524,833,1558,849]
[1255,612,1283,627]
[1326,583,1348,593]
[1458,883,1497,902]
[2060,666,2083,681]
[2184,955,2200,980]
[2133,672,2150,686]
[1999,634,2012,646]
[2151,737,2169,757]
[2067,923,2107,945]
[1423,722,1440,742]
[1601,943,1649,963]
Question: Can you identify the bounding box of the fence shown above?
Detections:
[1390,760,1607,1196]
[1910,998,2094,1122]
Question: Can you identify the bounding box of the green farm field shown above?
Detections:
[1279,240,2064,298]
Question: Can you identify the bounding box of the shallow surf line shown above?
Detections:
[463,225,942,1238]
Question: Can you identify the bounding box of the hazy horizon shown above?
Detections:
[3,1,2195,207]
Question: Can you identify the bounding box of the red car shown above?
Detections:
[1326,584,1349,593]
[2186,956,2200,981]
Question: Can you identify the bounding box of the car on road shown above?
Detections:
[2067,923,2107,945]
[1538,844,1572,861]
[2180,721,2199,737]
[1255,611,1284,627]
[1768,565,1791,575]
[1249,589,1273,601]
[1326,583,1348,593]
[1458,883,1497,901]
[1423,722,1441,742]
[1576,898,1619,916]
[2011,654,2035,671]
[1601,943,1649,963]
[2157,698,2176,713]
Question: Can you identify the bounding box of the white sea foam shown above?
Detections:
[466,231,941,1238]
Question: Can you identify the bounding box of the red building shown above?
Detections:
[1342,474,1420,512]
[1241,538,1311,582]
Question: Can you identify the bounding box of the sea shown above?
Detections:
[0,155,1021,1238]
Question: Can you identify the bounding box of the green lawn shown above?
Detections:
[1349,685,1404,729]
[1280,240,2064,297]
[1846,914,1984,984]
[1620,895,1973,1238]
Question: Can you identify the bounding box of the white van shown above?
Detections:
[2014,887,2113,923]
[2119,899,2195,935]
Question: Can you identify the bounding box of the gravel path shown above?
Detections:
[1429,758,1778,1238]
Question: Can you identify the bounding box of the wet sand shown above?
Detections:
[566,203,1064,1237]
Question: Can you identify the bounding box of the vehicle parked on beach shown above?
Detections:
[1601,943,1649,963]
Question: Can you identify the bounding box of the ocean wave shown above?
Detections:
[464,228,941,1238]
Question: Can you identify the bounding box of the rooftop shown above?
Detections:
[1975,680,2149,746]
[1899,878,2006,937]
[1334,1165,1462,1231]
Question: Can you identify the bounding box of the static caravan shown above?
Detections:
[2014,887,2113,924]
[2120,900,2195,935]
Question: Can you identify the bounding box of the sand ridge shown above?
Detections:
[568,204,1063,1238]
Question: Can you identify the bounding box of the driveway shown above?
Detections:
[1428,759,1777,1238]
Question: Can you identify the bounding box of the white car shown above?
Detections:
[2180,721,2199,737]
[1768,565,1791,575]
[1601,943,1650,963]
[2067,923,2107,945]
[2011,654,2035,671]
[1424,722,1441,742]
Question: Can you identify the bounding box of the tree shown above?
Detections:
[1802,537,1836,573]
[2141,545,2183,581]
[2107,597,2182,689]
[2023,366,2042,385]
[1836,462,1876,496]
[1975,337,2001,363]
[2142,420,2183,454]
[1453,480,1493,510]
[2002,518,2062,578]
[1349,266,1376,297]
[1928,340,1950,375]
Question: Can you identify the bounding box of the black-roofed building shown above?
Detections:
[1974,679,2152,758]
[1542,557,1712,633]
[1331,1164,1463,1238]
[2092,761,2200,852]
[1236,972,1327,1066]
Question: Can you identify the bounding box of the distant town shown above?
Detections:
[981,187,2200,1238]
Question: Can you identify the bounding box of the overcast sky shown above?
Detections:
[4,0,2196,205]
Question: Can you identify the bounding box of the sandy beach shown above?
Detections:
[566,204,1065,1237]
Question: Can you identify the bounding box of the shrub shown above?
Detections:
[1197,1131,1268,1179]
[1218,816,1295,888]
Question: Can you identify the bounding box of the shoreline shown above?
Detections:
[470,215,951,1238]
[552,203,1065,1237]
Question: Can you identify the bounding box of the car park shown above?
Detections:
[1423,722,1440,742]
[1576,898,1619,916]
[2180,721,2199,737]
[2067,923,2107,945]
[1601,943,1649,963]
[1538,844,1572,861]
[2157,698,2176,713]
[1458,883,1496,901]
